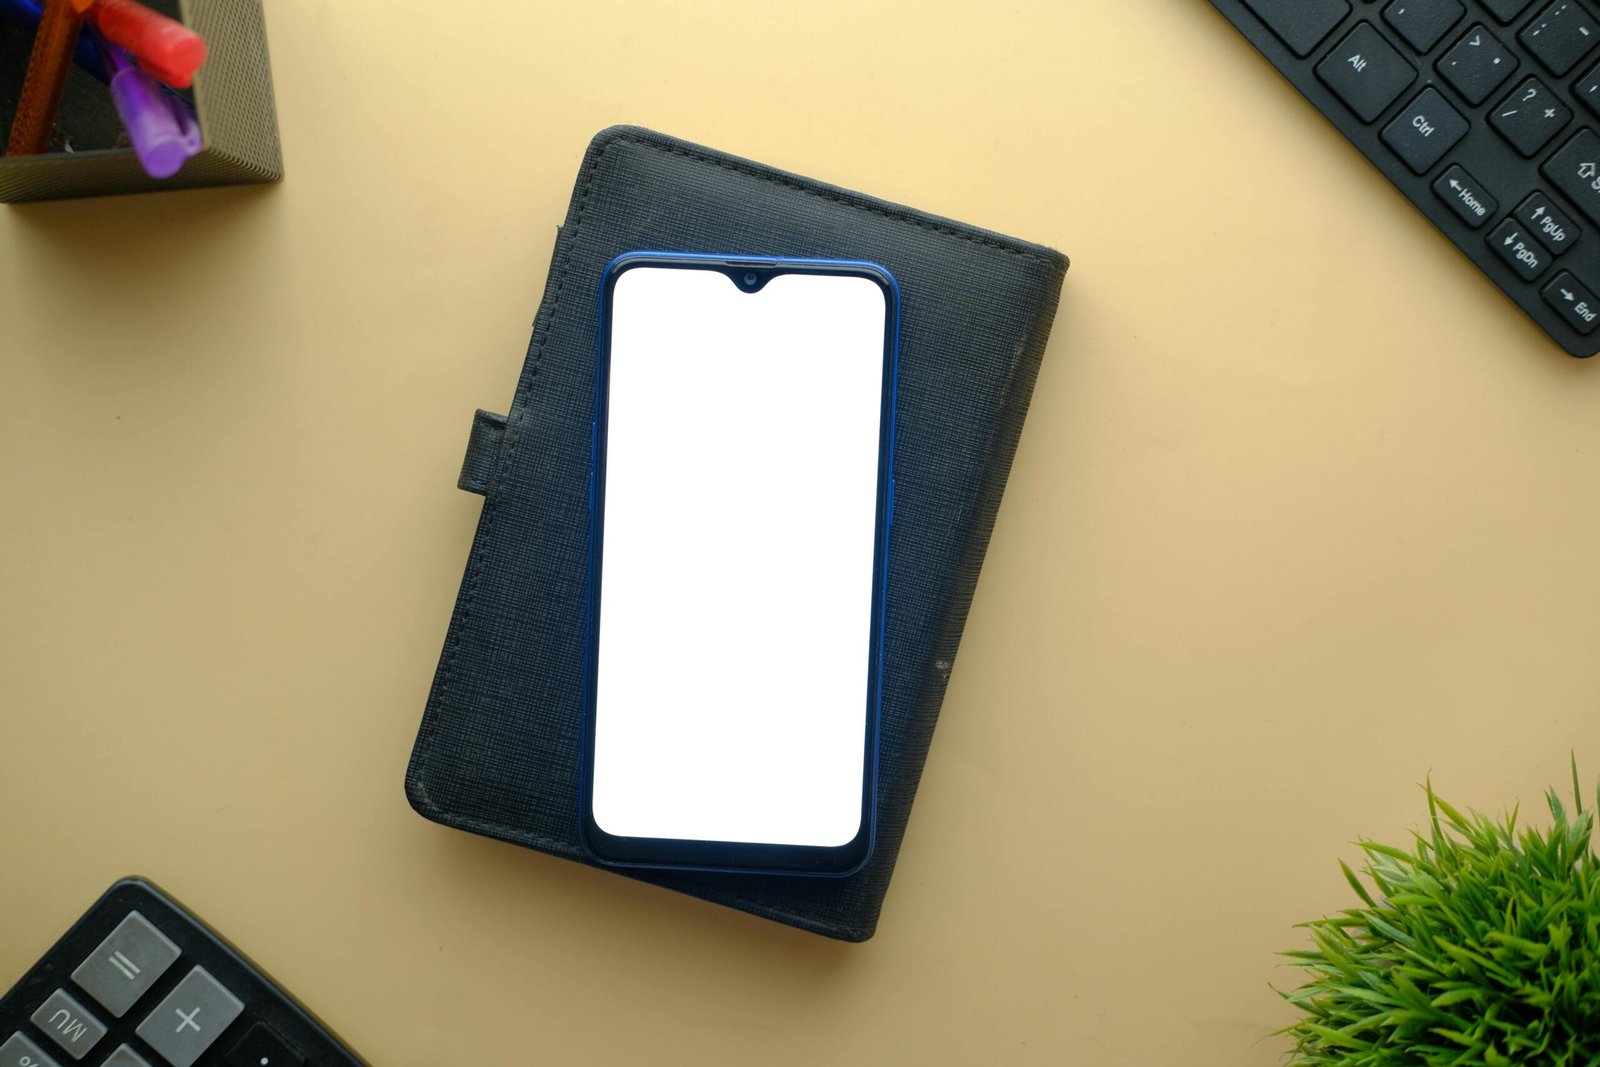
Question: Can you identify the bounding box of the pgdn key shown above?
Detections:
[1488,219,1549,280]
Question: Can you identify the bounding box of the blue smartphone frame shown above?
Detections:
[579,252,900,877]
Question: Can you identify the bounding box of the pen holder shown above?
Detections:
[0,0,280,202]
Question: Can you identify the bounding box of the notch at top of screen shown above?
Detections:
[729,265,774,293]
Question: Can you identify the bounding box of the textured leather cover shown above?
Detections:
[406,126,1068,941]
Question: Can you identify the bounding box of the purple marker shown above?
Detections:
[96,36,199,178]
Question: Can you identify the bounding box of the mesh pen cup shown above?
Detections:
[0,0,280,202]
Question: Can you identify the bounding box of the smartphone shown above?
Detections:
[581,253,899,875]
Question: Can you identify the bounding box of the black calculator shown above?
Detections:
[0,879,363,1067]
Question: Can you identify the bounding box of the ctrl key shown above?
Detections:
[0,1032,61,1067]
[1542,271,1600,334]
[1382,88,1468,173]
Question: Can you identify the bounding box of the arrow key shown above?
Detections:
[1432,165,1498,227]
[1541,271,1600,333]
[1515,192,1580,252]
[1488,218,1550,281]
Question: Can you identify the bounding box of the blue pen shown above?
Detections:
[0,0,105,82]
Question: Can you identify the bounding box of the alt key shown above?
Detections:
[1542,271,1600,334]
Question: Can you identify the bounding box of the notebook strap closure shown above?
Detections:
[458,409,508,495]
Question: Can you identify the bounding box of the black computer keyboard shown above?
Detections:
[0,878,364,1067]
[1211,0,1600,357]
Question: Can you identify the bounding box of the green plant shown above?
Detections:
[1281,764,1600,1066]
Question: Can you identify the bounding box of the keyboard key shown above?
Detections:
[135,966,244,1067]
[1432,164,1499,225]
[223,1023,304,1067]
[1542,128,1600,224]
[1317,24,1416,121]
[0,1032,61,1067]
[1578,59,1600,114]
[70,911,182,1019]
[1436,25,1517,104]
[1543,271,1600,331]
[1516,191,1581,250]
[1481,0,1537,18]
[29,990,105,1061]
[1385,0,1465,51]
[102,1047,153,1067]
[1240,0,1352,57]
[1382,88,1469,171]
[1522,1,1600,75]
[1491,77,1573,155]
[1489,218,1553,279]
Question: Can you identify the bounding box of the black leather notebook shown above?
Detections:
[405,126,1068,941]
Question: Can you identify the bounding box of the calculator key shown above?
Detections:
[101,1047,152,1067]
[1432,165,1499,226]
[1521,1,1600,76]
[28,991,105,1061]
[1481,0,1537,18]
[1491,77,1573,155]
[1489,218,1552,279]
[223,1023,303,1067]
[0,1032,61,1067]
[135,967,244,1067]
[1542,128,1600,224]
[1515,192,1581,251]
[70,912,181,1019]
[1240,0,1352,57]
[1542,271,1600,331]
[1317,23,1417,121]
[1436,25,1517,104]
[1384,0,1465,52]
[1382,87,1468,172]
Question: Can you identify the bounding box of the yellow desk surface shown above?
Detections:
[4,2,1600,1063]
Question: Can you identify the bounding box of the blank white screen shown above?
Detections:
[591,266,887,847]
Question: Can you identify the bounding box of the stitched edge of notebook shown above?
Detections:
[414,127,1063,940]
[618,129,1068,270]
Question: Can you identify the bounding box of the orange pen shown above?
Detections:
[5,0,83,156]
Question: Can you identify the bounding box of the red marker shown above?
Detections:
[69,0,206,89]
